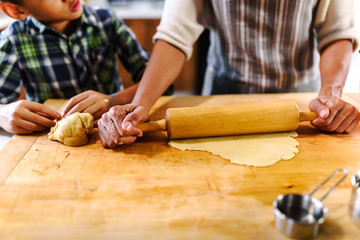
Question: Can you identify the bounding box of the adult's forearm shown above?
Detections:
[131,40,186,111]
[319,40,353,97]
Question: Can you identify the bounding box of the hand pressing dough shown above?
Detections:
[48,112,94,147]
[169,131,299,167]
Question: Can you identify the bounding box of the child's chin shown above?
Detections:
[71,10,83,19]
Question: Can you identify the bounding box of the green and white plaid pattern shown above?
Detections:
[0,4,149,103]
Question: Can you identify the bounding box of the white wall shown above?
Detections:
[343,1,360,93]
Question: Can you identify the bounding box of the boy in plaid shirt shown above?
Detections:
[0,0,149,134]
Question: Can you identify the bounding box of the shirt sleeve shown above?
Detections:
[315,0,359,52]
[153,0,205,60]
[0,35,22,104]
[112,16,150,83]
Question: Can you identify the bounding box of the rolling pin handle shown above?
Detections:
[137,119,167,132]
[299,112,318,122]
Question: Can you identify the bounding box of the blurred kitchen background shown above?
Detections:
[0,0,359,94]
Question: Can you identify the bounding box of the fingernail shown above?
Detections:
[320,109,327,118]
[123,122,132,131]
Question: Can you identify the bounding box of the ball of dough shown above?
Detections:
[48,112,94,147]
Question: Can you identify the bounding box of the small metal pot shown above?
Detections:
[349,170,360,226]
[273,169,348,239]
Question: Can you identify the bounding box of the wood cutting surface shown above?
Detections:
[0,92,360,239]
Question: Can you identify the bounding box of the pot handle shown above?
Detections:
[309,168,348,201]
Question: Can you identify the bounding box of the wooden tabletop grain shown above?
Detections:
[0,93,360,240]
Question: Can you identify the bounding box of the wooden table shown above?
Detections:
[1,93,360,239]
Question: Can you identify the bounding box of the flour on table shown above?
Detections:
[168,131,299,167]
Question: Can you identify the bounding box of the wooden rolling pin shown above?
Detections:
[137,101,318,139]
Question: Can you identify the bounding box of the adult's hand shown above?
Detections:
[0,100,61,134]
[309,95,360,133]
[97,104,149,148]
[61,90,112,121]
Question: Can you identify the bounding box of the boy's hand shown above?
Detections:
[0,100,61,134]
[309,95,360,133]
[97,104,148,148]
[61,90,112,121]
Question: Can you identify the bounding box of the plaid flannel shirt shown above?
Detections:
[0,4,149,103]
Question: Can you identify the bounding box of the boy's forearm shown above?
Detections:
[319,40,353,97]
[0,104,8,130]
[110,83,139,106]
[131,40,186,111]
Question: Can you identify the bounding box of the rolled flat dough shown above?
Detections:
[168,131,299,167]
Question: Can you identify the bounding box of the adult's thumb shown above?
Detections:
[122,110,145,131]
[309,99,329,119]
